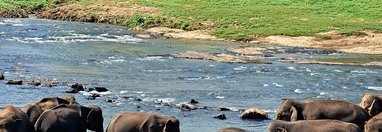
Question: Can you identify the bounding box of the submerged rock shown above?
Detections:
[214,114,227,120]
[175,51,268,64]
[0,72,4,80]
[5,80,22,85]
[240,108,268,120]
[89,87,109,92]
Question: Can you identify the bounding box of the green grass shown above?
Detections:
[0,0,46,10]
[2,0,382,41]
[126,0,382,41]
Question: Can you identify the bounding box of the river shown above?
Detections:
[0,18,382,132]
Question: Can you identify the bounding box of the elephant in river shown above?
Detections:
[267,120,361,132]
[359,93,382,117]
[34,104,103,132]
[275,99,370,129]
[217,127,246,132]
[365,112,382,132]
[0,105,34,132]
[21,96,78,126]
[106,112,180,132]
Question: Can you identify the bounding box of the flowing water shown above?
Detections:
[1,18,382,132]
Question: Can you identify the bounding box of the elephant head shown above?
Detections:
[0,106,34,132]
[164,117,180,132]
[359,93,380,116]
[276,99,298,121]
[82,105,104,132]
[21,96,77,126]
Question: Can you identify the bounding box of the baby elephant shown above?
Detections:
[365,112,382,132]
[106,112,180,132]
[267,120,361,132]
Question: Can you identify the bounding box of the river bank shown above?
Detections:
[1,0,382,56]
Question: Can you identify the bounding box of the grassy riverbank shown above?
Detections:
[2,0,382,42]
[130,0,382,41]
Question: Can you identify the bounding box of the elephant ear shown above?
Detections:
[85,105,104,132]
[34,110,58,132]
[369,99,379,117]
[290,106,298,121]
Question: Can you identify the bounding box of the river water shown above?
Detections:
[0,18,382,132]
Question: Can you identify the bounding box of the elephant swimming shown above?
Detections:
[365,112,382,132]
[0,105,34,132]
[21,96,78,126]
[34,104,103,132]
[359,93,382,117]
[275,99,370,129]
[267,120,362,132]
[106,112,180,132]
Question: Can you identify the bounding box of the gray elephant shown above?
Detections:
[267,120,361,132]
[21,96,78,126]
[0,105,34,132]
[34,104,103,132]
[275,99,370,129]
[365,112,382,132]
[359,93,382,117]
[217,127,246,132]
[106,112,180,132]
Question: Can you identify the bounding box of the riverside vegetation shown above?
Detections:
[2,0,382,40]
[1,0,382,55]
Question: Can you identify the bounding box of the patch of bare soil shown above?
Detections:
[37,1,158,24]
[137,27,223,41]
[259,31,382,55]
[175,51,267,64]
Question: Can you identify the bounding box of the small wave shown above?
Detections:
[319,92,327,95]
[157,98,176,103]
[294,89,303,93]
[287,66,296,70]
[120,90,128,94]
[263,83,269,87]
[233,66,247,71]
[334,70,343,72]
[273,83,283,87]
[138,56,165,61]
[216,96,225,99]
[141,69,173,73]
[367,86,382,91]
[6,33,142,44]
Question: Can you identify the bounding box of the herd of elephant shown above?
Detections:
[266,93,382,132]
[0,96,180,132]
[2,93,382,132]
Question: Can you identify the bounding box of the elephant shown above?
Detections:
[0,105,34,132]
[34,104,103,132]
[267,120,362,132]
[275,99,370,129]
[365,112,382,132]
[359,93,382,117]
[217,127,246,132]
[106,112,180,132]
[21,96,78,127]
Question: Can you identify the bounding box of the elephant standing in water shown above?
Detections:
[34,104,103,132]
[275,99,370,129]
[21,96,78,126]
[0,106,34,132]
[359,93,382,117]
[365,112,382,132]
[106,112,180,132]
[267,120,361,132]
